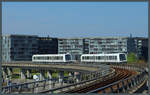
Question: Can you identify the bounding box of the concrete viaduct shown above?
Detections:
[1,61,102,83]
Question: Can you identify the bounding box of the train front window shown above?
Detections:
[119,54,126,61]
[65,55,71,60]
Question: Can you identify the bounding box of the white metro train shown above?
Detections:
[81,53,127,63]
[32,54,72,63]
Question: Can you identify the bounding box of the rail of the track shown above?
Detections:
[64,67,133,93]
[64,64,147,93]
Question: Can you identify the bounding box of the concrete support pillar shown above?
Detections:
[89,72,92,80]
[74,72,81,83]
[68,72,74,84]
[58,71,64,85]
[47,70,53,89]
[21,69,26,79]
[117,83,120,93]
[69,72,74,77]
[121,81,126,92]
[126,79,130,89]
[7,68,13,77]
[40,70,45,80]
[47,70,52,79]
[27,69,31,78]
[80,73,84,81]
[2,67,7,79]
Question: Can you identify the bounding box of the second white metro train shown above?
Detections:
[81,53,127,63]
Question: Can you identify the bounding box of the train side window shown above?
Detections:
[46,56,49,60]
[56,56,58,60]
[98,56,101,60]
[93,56,95,60]
[89,56,91,60]
[91,56,94,60]
[87,56,89,60]
[108,56,111,60]
[107,56,109,60]
[115,56,117,60]
[113,56,115,60]
[60,56,62,60]
[95,56,98,60]
[110,56,114,60]
[54,56,57,60]
[101,56,103,60]
[85,56,87,60]
[51,56,53,60]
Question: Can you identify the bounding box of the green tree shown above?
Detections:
[127,53,137,63]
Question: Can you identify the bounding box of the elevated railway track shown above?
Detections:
[2,61,100,73]
[64,67,135,93]
[2,62,147,94]
[63,64,147,93]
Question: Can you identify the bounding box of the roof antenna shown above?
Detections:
[130,33,132,38]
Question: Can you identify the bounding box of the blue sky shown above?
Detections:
[2,2,148,38]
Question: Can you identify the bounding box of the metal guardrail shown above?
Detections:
[2,75,77,93]
[87,64,147,93]
[2,67,114,93]
[39,68,115,93]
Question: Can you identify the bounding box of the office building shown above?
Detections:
[83,37,128,54]
[58,38,84,60]
[38,37,58,54]
[2,34,38,62]
[134,37,148,60]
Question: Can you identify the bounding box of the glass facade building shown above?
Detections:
[134,37,148,61]
[83,37,128,54]
[58,38,84,60]
[2,35,38,62]
[38,37,58,54]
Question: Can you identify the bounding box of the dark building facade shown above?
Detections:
[127,37,137,54]
[2,35,38,62]
[134,37,148,61]
[38,37,58,54]
[127,37,148,61]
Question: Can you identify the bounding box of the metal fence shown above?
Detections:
[87,64,147,93]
